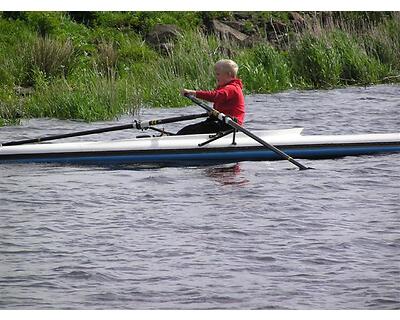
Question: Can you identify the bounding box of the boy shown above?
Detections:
[177,59,245,135]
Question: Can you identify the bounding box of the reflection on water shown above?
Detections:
[86,162,251,186]
[204,163,250,186]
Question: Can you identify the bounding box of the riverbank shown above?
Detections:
[1,12,399,126]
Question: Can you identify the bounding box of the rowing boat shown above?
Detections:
[1,128,399,165]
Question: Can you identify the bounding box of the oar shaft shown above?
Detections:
[1,113,209,147]
[2,123,135,146]
[185,94,310,170]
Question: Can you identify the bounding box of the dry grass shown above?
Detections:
[94,40,118,79]
[31,36,74,78]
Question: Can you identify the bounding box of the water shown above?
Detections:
[0,85,399,309]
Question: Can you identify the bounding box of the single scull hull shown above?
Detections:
[1,128,399,165]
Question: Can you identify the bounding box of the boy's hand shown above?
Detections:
[180,89,196,97]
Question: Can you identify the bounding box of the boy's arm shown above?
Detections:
[196,87,230,104]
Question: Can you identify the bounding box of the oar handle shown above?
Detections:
[185,94,312,171]
[136,113,208,129]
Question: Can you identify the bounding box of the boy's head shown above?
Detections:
[214,59,238,86]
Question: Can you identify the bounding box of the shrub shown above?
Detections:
[25,12,61,36]
[67,11,97,27]
[95,12,202,34]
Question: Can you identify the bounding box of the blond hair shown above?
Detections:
[214,59,239,77]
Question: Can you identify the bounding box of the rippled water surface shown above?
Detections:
[0,85,399,309]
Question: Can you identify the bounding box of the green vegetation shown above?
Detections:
[0,11,399,125]
[237,44,292,92]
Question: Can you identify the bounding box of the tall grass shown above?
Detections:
[24,73,140,121]
[289,33,342,88]
[331,31,385,85]
[129,30,224,108]
[93,40,118,78]
[236,44,292,92]
[0,18,35,86]
[31,36,75,81]
[0,87,23,126]
[361,13,400,72]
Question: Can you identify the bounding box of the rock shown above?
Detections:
[198,12,213,33]
[146,24,182,55]
[289,12,304,22]
[214,45,234,58]
[224,21,246,32]
[154,42,174,56]
[212,19,249,44]
[146,24,182,45]
[242,34,263,47]
[224,20,256,35]
[289,12,307,30]
[265,20,287,34]
[321,12,334,27]
[232,12,252,20]
[14,86,34,96]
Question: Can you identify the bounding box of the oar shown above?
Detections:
[1,113,208,147]
[185,94,311,170]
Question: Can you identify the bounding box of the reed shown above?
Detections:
[24,73,140,122]
[236,44,292,92]
[361,13,400,72]
[289,33,342,88]
[330,30,384,85]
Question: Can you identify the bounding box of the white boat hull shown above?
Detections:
[1,128,399,165]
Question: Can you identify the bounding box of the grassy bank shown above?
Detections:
[0,12,399,126]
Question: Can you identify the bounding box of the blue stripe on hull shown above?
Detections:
[3,145,400,164]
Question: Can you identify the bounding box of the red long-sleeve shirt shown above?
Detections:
[195,78,245,125]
